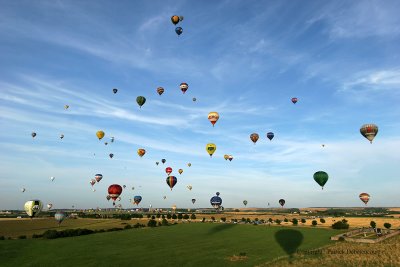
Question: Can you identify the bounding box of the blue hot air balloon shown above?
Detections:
[133,196,142,205]
[210,192,222,210]
[267,132,274,141]
[55,212,66,225]
[175,27,183,36]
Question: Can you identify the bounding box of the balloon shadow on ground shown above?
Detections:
[207,223,236,235]
[275,229,303,262]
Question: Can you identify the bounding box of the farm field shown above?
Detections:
[0,222,340,267]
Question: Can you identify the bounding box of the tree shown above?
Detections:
[156,214,161,218]
[202,217,206,223]
[172,214,177,220]
[183,214,189,220]
[320,218,326,223]
[284,218,288,222]
[254,218,259,222]
[211,216,215,221]
[177,213,183,220]
[301,218,306,224]
[384,223,392,229]
[162,218,169,226]
[151,215,155,220]
[241,217,246,222]
[220,217,226,222]
[235,209,240,212]
[147,219,157,227]
[268,218,273,223]
[312,220,318,226]
[274,219,281,225]
[147,214,151,218]
[332,219,349,229]
[370,221,376,229]
[167,214,172,219]
[162,214,165,219]
[246,218,251,223]
[190,214,196,220]
[292,218,298,225]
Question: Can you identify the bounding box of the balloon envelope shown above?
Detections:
[359,193,370,205]
[267,132,274,141]
[279,199,285,207]
[24,200,43,218]
[133,196,142,205]
[55,212,66,224]
[208,112,219,127]
[250,133,259,144]
[113,88,118,94]
[313,171,329,189]
[136,96,146,108]
[206,143,217,157]
[171,15,179,25]
[96,131,105,140]
[108,184,123,205]
[360,124,378,143]
[157,87,164,95]
[166,176,177,190]
[180,82,188,94]
[175,27,183,35]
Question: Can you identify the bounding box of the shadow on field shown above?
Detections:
[275,229,303,261]
[208,223,236,235]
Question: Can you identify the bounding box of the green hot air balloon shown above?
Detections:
[313,171,329,189]
[136,96,146,108]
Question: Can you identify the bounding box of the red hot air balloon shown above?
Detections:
[108,184,122,205]
[291,97,298,104]
[166,167,173,176]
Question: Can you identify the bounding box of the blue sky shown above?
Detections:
[1,0,400,210]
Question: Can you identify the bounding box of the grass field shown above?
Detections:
[0,222,341,267]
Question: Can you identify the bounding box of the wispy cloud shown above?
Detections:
[341,69,400,92]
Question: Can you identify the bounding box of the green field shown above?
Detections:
[0,222,340,267]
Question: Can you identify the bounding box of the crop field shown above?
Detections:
[0,222,341,267]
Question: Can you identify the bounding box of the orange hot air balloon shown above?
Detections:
[96,131,105,140]
[208,112,219,127]
[250,133,259,144]
[157,87,164,96]
[137,148,146,157]
[224,154,229,160]
[171,15,180,25]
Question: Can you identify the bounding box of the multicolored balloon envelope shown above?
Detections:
[166,176,177,190]
[24,200,43,218]
[291,97,298,104]
[208,112,219,127]
[180,82,188,93]
[360,124,378,144]
[133,196,142,205]
[55,212,66,225]
[359,193,370,205]
[250,133,259,144]
[137,148,146,157]
[166,167,173,175]
[157,87,164,95]
[95,174,103,183]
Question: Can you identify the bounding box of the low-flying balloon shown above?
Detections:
[108,184,123,205]
[206,143,216,157]
[55,212,66,225]
[250,133,259,144]
[359,193,370,205]
[210,192,222,210]
[279,199,285,207]
[136,96,146,108]
[137,148,146,157]
[208,112,219,127]
[166,176,177,190]
[243,200,248,206]
[157,87,164,96]
[24,200,43,218]
[360,124,378,144]
[267,132,274,141]
[175,27,183,36]
[96,131,105,140]
[47,203,53,210]
[313,171,329,189]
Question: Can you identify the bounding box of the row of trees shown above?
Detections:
[146,213,197,220]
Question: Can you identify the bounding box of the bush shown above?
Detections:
[183,214,189,220]
[162,218,169,226]
[241,217,246,222]
[268,218,273,223]
[211,216,216,221]
[0,236,5,240]
[292,218,298,225]
[151,215,156,220]
[147,214,151,218]
[235,209,240,212]
[384,223,392,229]
[274,219,281,225]
[32,234,43,239]
[221,217,226,222]
[301,219,306,224]
[370,221,377,229]
[332,219,349,229]
[162,214,165,219]
[158,222,162,226]
[147,219,157,227]
[284,218,289,222]
[338,236,345,241]
[320,218,326,223]
[246,218,251,223]
[202,217,206,223]
[42,230,59,239]
[133,223,145,228]
[178,214,183,220]
[156,214,161,218]
[124,224,132,229]
[167,214,172,219]
[18,235,27,239]
[312,220,318,226]
[190,214,196,220]
[172,214,177,219]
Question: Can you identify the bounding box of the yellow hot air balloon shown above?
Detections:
[187,185,192,190]
[178,169,183,175]
[206,143,216,157]
[137,148,146,157]
[187,163,191,167]
[96,131,105,140]
[208,112,219,127]
[24,200,43,218]
[224,154,229,160]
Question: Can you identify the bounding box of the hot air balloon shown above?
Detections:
[163,196,167,199]
[96,131,105,140]
[123,185,126,189]
[322,144,325,147]
[21,188,26,193]
[224,154,229,160]
[206,143,216,157]
[55,212,66,225]
[109,153,114,159]
[228,155,233,161]
[157,87,164,96]
[192,199,196,204]
[108,184,123,205]
[90,179,96,186]
[111,137,114,143]
[113,88,118,94]
[180,82,188,94]
[24,200,43,218]
[210,192,222,210]
[291,97,298,104]
[178,169,183,175]
[94,173,102,182]
[50,176,55,182]
[187,163,191,167]
[166,176,177,190]
[92,189,96,192]
[31,132,36,138]
[161,159,166,164]
[60,134,64,139]
[359,193,370,205]
[243,200,248,206]
[106,195,111,201]
[193,97,196,102]
[313,171,329,189]
[208,112,219,127]
[279,199,285,207]
[136,96,146,108]
[64,105,69,110]
[187,185,192,191]
[267,132,274,141]
[133,196,142,205]
[175,27,183,35]
[250,133,259,144]
[132,187,135,190]
[47,203,53,210]
[171,15,179,25]
[165,167,173,175]
[156,162,159,165]
[172,205,177,212]
[137,148,146,157]
[104,142,108,145]
[179,16,184,22]
[360,124,378,144]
